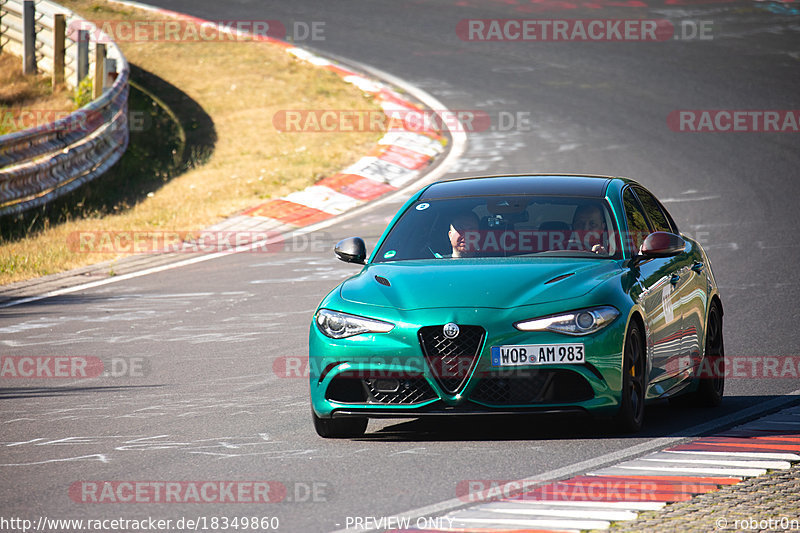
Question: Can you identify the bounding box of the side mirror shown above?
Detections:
[334,237,367,264]
[640,231,686,258]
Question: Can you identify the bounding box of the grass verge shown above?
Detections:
[0,0,382,285]
[0,53,74,135]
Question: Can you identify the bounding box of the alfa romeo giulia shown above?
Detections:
[309,174,724,437]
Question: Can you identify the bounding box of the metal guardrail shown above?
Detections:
[0,0,129,216]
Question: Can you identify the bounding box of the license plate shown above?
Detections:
[491,344,585,367]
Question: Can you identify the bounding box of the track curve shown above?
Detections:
[1,0,799,531]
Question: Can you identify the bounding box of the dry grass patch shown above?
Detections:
[0,53,73,135]
[0,0,383,284]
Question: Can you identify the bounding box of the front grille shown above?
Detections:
[364,378,437,404]
[470,370,594,405]
[418,325,485,394]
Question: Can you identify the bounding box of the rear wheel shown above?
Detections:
[668,301,724,407]
[614,321,646,433]
[312,408,367,438]
[693,301,725,406]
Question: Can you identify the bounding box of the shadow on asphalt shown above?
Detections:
[355,395,800,442]
[0,293,150,311]
[0,385,164,400]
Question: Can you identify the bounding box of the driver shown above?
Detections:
[572,204,608,254]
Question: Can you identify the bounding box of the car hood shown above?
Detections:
[339,258,621,310]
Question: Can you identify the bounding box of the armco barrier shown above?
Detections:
[0,0,129,216]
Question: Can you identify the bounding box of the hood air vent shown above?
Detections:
[545,273,575,285]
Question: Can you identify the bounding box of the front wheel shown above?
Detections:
[614,321,646,433]
[312,408,367,438]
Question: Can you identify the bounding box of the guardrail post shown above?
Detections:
[22,0,37,74]
[0,1,130,217]
[105,58,118,88]
[93,43,106,98]
[76,29,89,84]
[53,14,66,87]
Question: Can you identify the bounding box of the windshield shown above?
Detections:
[373,195,622,262]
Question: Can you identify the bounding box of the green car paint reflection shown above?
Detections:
[309,175,724,438]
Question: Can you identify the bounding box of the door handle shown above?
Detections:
[670,274,681,285]
[692,262,705,274]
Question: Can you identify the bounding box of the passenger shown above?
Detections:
[448,212,480,258]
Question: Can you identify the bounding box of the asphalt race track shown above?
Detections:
[2,0,799,531]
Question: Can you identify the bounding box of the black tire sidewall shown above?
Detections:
[615,322,645,432]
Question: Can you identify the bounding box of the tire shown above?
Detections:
[693,301,725,406]
[312,408,367,438]
[668,301,724,408]
[614,321,646,433]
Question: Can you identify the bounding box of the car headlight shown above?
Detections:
[315,309,394,339]
[514,306,619,336]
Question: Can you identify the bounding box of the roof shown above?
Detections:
[419,174,615,200]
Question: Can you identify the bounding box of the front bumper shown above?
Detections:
[309,306,626,419]
[330,405,590,418]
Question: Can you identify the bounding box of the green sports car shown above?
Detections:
[309,174,724,438]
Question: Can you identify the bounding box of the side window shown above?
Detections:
[635,187,674,233]
[623,188,651,253]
